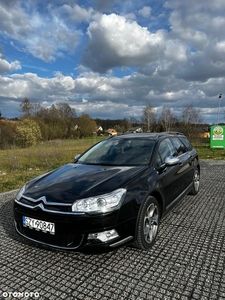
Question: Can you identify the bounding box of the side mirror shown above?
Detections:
[74,154,81,163]
[165,156,179,165]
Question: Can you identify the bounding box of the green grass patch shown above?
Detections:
[0,136,103,193]
[193,139,225,160]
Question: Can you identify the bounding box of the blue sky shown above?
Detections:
[0,0,225,123]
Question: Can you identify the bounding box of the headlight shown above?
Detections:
[15,184,26,201]
[72,188,126,214]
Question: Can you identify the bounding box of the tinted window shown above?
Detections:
[78,138,155,166]
[156,138,175,166]
[172,137,187,156]
[180,137,193,151]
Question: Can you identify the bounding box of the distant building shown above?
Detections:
[97,126,103,132]
[107,128,117,136]
[127,127,143,133]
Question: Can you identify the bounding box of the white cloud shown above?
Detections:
[0,0,225,123]
[138,6,151,18]
[0,1,32,39]
[0,72,75,102]
[60,4,99,23]
[0,1,81,62]
[81,13,165,72]
[25,14,81,62]
[0,58,21,74]
[0,69,224,123]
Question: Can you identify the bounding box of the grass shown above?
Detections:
[0,136,102,193]
[0,137,224,193]
[193,138,225,160]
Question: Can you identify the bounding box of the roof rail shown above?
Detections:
[163,131,184,135]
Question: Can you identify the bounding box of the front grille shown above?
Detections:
[16,221,84,249]
[18,197,73,214]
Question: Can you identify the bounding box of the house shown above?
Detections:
[107,128,117,136]
[127,127,143,133]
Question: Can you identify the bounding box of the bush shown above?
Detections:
[15,119,42,147]
[0,120,17,149]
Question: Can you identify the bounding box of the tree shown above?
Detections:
[129,117,140,127]
[158,106,178,131]
[32,103,42,116]
[121,118,131,132]
[181,104,204,139]
[20,98,33,116]
[0,120,17,149]
[56,102,77,120]
[56,102,77,137]
[15,119,42,147]
[141,102,156,132]
[35,102,77,139]
[76,114,97,138]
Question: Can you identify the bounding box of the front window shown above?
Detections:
[156,138,175,166]
[77,138,155,166]
[180,137,193,151]
[172,137,187,156]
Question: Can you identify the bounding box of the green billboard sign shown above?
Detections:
[210,125,225,148]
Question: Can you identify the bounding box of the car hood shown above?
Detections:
[24,163,146,203]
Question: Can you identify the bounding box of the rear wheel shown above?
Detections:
[134,196,160,250]
[189,168,200,195]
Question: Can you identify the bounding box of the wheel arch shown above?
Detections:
[149,191,164,219]
[132,189,164,244]
[132,192,161,250]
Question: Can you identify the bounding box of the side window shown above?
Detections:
[172,138,187,156]
[156,138,175,166]
[180,137,193,151]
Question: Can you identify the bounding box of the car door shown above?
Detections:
[154,137,189,208]
[171,137,194,191]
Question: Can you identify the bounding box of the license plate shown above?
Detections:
[22,216,55,235]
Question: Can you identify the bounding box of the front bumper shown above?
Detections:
[13,202,136,252]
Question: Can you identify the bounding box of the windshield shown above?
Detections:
[78,138,155,166]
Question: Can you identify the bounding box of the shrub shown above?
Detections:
[15,119,42,147]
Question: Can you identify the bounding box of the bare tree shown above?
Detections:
[129,116,140,126]
[181,104,204,139]
[32,103,42,116]
[20,98,33,116]
[142,102,156,132]
[158,106,178,131]
[56,102,77,120]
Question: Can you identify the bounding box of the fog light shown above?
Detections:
[88,229,119,242]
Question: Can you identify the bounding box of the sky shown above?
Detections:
[0,0,225,124]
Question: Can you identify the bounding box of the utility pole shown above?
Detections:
[217,94,222,124]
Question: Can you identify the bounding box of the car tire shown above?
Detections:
[189,168,200,195]
[134,196,160,250]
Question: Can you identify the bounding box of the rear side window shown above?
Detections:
[172,137,187,156]
[179,137,193,151]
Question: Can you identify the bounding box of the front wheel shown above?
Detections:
[134,196,160,250]
[189,168,200,195]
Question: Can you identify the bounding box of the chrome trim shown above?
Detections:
[19,195,72,206]
[109,236,133,248]
[14,221,84,250]
[15,198,85,215]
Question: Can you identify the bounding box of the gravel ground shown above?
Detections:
[0,160,225,300]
